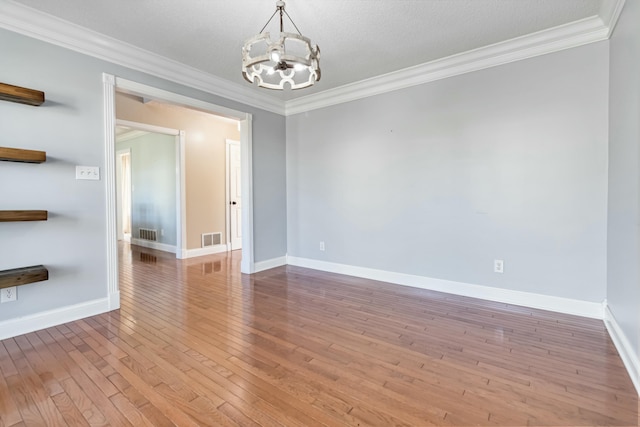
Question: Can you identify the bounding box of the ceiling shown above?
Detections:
[10,0,609,102]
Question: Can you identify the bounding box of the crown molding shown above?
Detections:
[0,1,285,115]
[601,0,626,38]
[0,0,625,117]
[285,16,610,115]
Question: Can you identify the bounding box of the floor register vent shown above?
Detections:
[202,232,222,247]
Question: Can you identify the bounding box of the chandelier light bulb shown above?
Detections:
[270,50,281,63]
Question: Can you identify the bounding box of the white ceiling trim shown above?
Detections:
[285,15,610,115]
[601,0,626,38]
[0,1,285,115]
[0,0,625,117]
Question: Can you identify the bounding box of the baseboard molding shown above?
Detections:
[108,291,120,310]
[286,256,604,319]
[0,297,113,340]
[130,238,177,254]
[604,305,640,396]
[180,244,228,259]
[254,256,288,273]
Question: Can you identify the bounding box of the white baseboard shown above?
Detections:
[0,297,114,340]
[108,291,120,310]
[254,256,288,273]
[180,244,228,259]
[130,238,177,254]
[286,256,605,319]
[604,305,640,396]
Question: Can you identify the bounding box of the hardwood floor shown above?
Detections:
[1,243,638,426]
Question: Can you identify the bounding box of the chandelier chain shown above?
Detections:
[258,9,279,34]
[258,6,304,36]
[282,10,303,36]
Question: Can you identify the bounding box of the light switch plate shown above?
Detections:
[76,166,100,180]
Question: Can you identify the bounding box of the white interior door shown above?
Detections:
[228,141,242,250]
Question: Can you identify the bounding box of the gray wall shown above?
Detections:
[252,112,288,262]
[287,42,609,302]
[0,30,108,319]
[608,0,640,360]
[0,27,286,323]
[116,133,177,247]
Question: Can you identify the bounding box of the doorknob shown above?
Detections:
[231,201,237,205]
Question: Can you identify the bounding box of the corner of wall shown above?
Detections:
[604,304,640,395]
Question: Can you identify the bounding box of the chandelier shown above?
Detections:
[242,0,321,90]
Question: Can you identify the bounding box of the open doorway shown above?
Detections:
[102,74,255,311]
[115,122,183,256]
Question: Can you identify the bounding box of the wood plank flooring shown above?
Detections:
[1,243,638,426]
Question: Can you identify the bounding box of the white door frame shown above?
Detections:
[103,74,255,311]
[226,139,241,250]
[115,148,131,242]
[115,119,185,258]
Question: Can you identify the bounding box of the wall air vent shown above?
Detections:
[139,228,157,241]
[202,232,222,247]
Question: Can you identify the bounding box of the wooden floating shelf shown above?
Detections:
[0,146,46,163]
[0,82,45,106]
[0,265,49,290]
[0,210,48,222]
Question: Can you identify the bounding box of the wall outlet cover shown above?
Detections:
[1,286,17,303]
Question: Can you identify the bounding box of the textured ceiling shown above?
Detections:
[13,0,605,101]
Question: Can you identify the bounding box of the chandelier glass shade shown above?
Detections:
[242,0,321,90]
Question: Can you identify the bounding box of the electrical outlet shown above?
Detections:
[494,259,504,274]
[319,241,325,251]
[1,286,17,303]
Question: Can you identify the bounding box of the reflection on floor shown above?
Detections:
[0,242,636,426]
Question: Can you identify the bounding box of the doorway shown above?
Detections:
[103,74,255,311]
[115,121,183,256]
